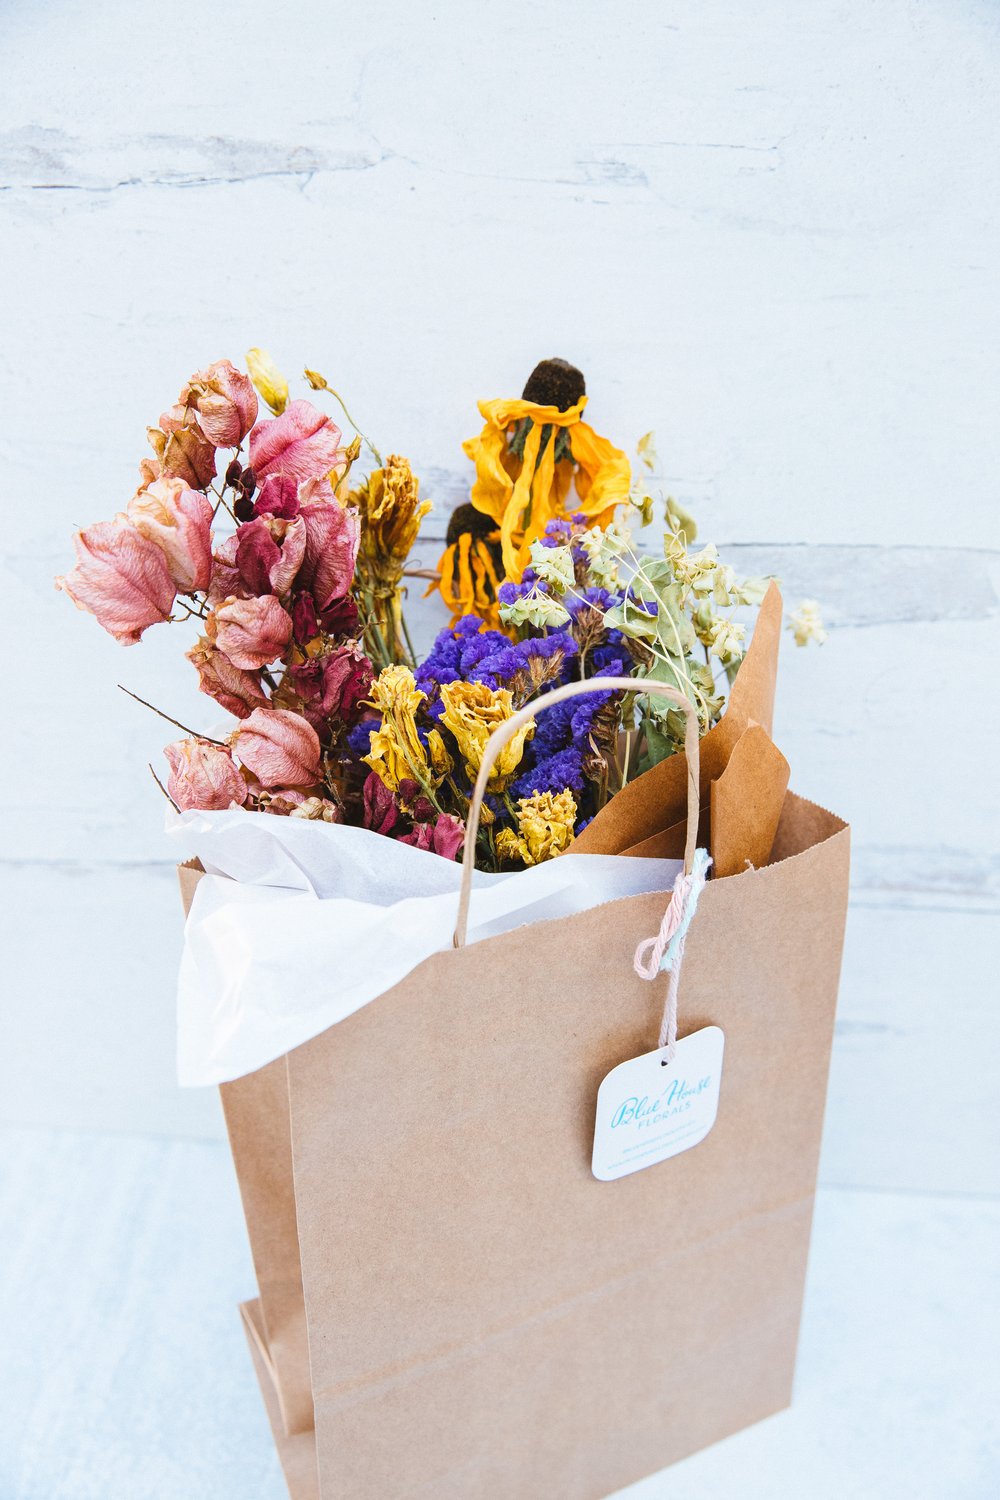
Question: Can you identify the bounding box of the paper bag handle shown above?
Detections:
[453,677,701,948]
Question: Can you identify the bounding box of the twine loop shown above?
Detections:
[633,848,712,1060]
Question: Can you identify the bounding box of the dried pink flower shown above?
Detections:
[127,476,214,593]
[297,497,360,610]
[180,360,258,448]
[187,638,270,719]
[234,516,307,597]
[164,737,248,811]
[209,594,292,670]
[230,707,322,788]
[56,520,175,645]
[285,640,373,728]
[148,405,217,489]
[248,400,343,486]
[400,813,465,861]
[254,471,301,520]
[361,770,398,835]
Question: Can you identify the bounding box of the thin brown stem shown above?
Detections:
[118,684,227,746]
[148,762,179,811]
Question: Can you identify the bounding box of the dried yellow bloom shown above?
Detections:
[363,665,446,791]
[351,455,431,592]
[439,680,533,791]
[435,532,503,630]
[515,789,577,865]
[495,827,529,864]
[464,396,630,579]
[246,348,289,416]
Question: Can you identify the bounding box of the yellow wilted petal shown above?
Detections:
[246,348,289,416]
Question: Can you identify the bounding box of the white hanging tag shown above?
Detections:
[592,1025,725,1181]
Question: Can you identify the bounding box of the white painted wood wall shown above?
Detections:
[3,0,998,1185]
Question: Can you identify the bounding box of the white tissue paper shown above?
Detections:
[167,808,681,1087]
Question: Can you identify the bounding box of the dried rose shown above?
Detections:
[126,476,214,593]
[148,405,217,489]
[361,771,399,836]
[164,737,248,811]
[297,495,360,610]
[230,707,322,788]
[179,360,258,448]
[290,591,319,643]
[209,594,292,671]
[249,400,343,487]
[56,520,175,645]
[285,640,373,728]
[187,638,269,719]
[254,471,301,520]
[400,813,465,861]
[234,516,306,597]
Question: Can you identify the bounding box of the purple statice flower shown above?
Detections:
[539,517,574,548]
[512,747,586,798]
[416,615,501,695]
[347,718,376,757]
[566,584,621,619]
[515,631,577,674]
[496,567,543,608]
[530,698,577,757]
[588,644,630,677]
[466,644,525,690]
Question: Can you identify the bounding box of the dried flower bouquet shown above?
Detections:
[57,353,822,871]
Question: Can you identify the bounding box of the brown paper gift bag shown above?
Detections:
[275,677,849,1500]
[178,865,314,1438]
[174,583,791,1455]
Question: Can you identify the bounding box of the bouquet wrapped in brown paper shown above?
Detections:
[62,352,845,1498]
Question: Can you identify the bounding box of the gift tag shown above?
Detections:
[592,1025,725,1181]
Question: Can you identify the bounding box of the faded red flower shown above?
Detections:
[56,520,175,645]
[127,476,214,593]
[286,640,373,728]
[180,360,258,448]
[148,405,217,488]
[209,594,292,670]
[361,771,398,836]
[400,813,466,861]
[290,591,319,643]
[187,637,270,719]
[297,497,360,610]
[254,471,301,520]
[230,708,322,788]
[234,516,307,597]
[164,737,248,811]
[248,399,343,486]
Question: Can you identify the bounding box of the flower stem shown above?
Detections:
[117,684,227,746]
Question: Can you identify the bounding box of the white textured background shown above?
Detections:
[2,2,999,1497]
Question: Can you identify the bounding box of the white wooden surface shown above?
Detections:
[2,1,999,1495]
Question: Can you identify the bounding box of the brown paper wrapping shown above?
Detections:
[280,791,848,1499]
[176,586,850,1495]
[575,579,785,871]
[179,862,313,1437]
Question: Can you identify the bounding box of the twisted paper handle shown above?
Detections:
[453,677,702,948]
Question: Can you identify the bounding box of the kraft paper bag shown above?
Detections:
[575,579,786,866]
[281,783,848,1500]
[241,1300,320,1500]
[179,863,314,1438]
